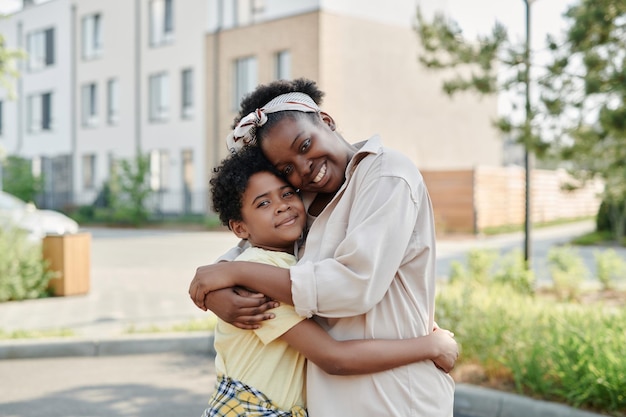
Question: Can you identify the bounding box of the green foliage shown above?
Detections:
[1,155,43,202]
[446,249,534,295]
[0,33,26,100]
[414,6,544,155]
[436,279,626,414]
[97,154,153,226]
[492,249,535,296]
[547,246,589,301]
[540,0,626,243]
[0,227,56,302]
[594,249,626,290]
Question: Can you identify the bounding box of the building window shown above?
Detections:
[107,78,119,125]
[27,92,53,132]
[274,50,291,80]
[81,83,98,127]
[150,0,174,46]
[234,0,264,26]
[82,154,96,189]
[149,72,169,121]
[27,27,54,71]
[233,56,257,110]
[149,149,170,191]
[181,68,193,119]
[82,13,103,60]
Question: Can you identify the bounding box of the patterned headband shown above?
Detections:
[226,92,320,153]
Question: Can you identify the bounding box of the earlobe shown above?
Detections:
[320,111,336,131]
[229,220,250,239]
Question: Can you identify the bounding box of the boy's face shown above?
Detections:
[230,171,306,253]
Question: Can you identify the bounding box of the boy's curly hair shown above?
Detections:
[231,78,326,145]
[210,146,283,228]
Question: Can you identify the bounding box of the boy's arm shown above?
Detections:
[190,261,293,310]
[280,319,459,375]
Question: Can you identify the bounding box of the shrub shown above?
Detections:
[547,245,589,301]
[594,249,626,290]
[0,228,56,301]
[436,279,626,414]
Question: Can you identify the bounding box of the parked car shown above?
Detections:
[0,191,79,241]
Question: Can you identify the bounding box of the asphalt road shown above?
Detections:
[0,352,216,417]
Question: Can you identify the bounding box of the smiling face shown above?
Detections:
[230,171,307,254]
[259,113,354,195]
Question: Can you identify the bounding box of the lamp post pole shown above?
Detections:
[523,0,533,268]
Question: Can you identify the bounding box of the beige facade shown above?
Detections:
[205,10,501,172]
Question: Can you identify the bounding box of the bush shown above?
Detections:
[436,277,626,415]
[0,228,56,301]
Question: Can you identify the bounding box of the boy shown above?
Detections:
[203,146,457,416]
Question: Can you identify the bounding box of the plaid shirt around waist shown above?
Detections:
[202,375,307,417]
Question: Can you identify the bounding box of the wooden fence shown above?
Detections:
[422,166,603,234]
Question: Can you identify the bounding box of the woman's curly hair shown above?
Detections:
[231,78,326,144]
[210,146,284,228]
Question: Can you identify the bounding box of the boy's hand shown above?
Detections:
[204,287,279,330]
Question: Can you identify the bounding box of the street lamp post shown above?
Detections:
[523,0,533,268]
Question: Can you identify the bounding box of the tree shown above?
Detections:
[0,30,26,100]
[415,1,626,246]
[107,154,153,226]
[2,155,43,202]
[540,0,626,243]
[415,3,540,265]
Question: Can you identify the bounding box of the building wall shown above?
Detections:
[318,11,501,170]
[205,11,321,171]
[0,0,72,158]
[73,0,137,204]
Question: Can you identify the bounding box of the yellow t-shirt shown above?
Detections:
[213,247,306,410]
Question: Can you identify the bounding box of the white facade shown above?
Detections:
[1,0,208,213]
[0,0,72,158]
[1,0,501,214]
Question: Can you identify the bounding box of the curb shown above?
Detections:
[0,332,215,359]
[0,334,606,417]
[454,383,605,417]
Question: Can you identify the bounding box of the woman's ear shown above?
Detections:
[229,220,250,240]
[319,111,336,131]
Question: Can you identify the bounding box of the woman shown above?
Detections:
[189,78,456,416]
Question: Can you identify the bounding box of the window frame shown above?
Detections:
[82,13,103,60]
[149,72,170,122]
[81,82,98,127]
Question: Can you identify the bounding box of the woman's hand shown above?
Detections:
[428,328,459,373]
[205,287,279,330]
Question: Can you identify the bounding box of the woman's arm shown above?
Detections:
[281,319,459,375]
[189,261,293,310]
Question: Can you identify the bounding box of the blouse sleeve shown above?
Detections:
[290,165,431,318]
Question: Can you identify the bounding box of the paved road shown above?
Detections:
[0,352,216,417]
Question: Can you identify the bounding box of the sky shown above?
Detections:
[419,0,576,51]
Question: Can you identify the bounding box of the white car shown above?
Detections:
[0,190,79,242]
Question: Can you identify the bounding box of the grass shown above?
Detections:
[125,316,218,334]
[0,328,75,339]
[481,216,595,236]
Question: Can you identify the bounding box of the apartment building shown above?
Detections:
[1,0,501,215]
[1,0,208,213]
[205,0,501,171]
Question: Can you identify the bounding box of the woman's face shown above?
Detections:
[260,113,353,194]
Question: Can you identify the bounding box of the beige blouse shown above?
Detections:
[291,135,454,417]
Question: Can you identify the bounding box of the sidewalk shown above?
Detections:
[0,221,607,417]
